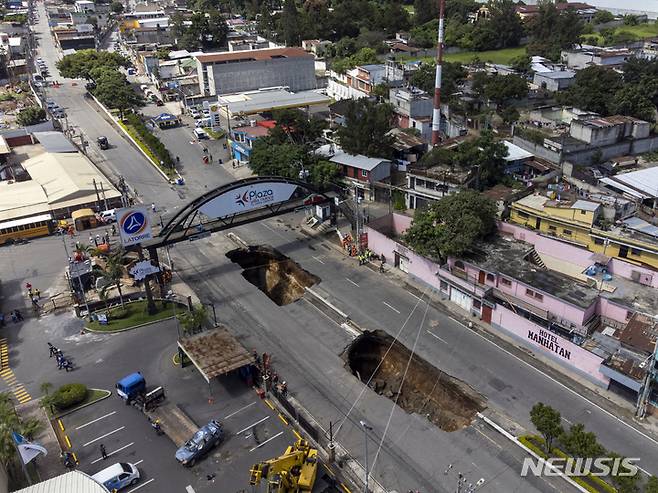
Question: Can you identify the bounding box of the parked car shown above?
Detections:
[195,117,211,128]
[193,128,208,140]
[52,108,66,118]
[45,99,57,109]
[97,136,109,150]
[99,208,116,222]
[92,463,140,491]
[127,67,137,75]
[189,108,200,119]
[175,420,223,466]
[202,109,210,118]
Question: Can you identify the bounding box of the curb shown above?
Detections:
[84,315,176,333]
[52,388,112,419]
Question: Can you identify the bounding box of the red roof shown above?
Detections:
[195,47,312,64]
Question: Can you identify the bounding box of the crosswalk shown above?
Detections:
[0,338,31,404]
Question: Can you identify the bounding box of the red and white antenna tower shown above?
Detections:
[431,0,446,146]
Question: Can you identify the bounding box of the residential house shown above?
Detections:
[562,47,633,70]
[389,86,433,141]
[328,63,402,101]
[404,164,473,210]
[228,121,273,163]
[195,47,316,97]
[533,70,576,92]
[328,151,391,201]
[516,2,597,23]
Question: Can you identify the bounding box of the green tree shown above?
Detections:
[104,248,126,307]
[16,106,46,126]
[0,392,43,475]
[309,160,340,188]
[486,0,525,49]
[413,0,438,25]
[110,1,124,13]
[403,191,496,260]
[206,10,229,48]
[593,10,615,24]
[337,99,395,158]
[610,85,656,122]
[57,49,129,79]
[331,47,379,74]
[559,423,605,459]
[530,402,563,454]
[527,0,583,60]
[510,53,532,73]
[91,69,142,118]
[646,476,658,493]
[409,61,467,99]
[268,108,326,145]
[557,65,623,115]
[481,73,528,106]
[249,142,312,178]
[178,304,208,336]
[281,0,301,45]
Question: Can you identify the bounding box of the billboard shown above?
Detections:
[199,182,299,219]
[116,206,153,246]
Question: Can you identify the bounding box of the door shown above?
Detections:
[450,288,472,312]
[399,255,409,273]
[478,270,486,284]
[535,217,542,230]
[618,245,629,258]
[482,305,492,324]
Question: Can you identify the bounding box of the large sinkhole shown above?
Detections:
[347,331,486,432]
[226,245,320,306]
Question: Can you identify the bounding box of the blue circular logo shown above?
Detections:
[120,211,148,235]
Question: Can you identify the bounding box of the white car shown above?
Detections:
[193,128,208,140]
[189,108,200,119]
[202,109,210,118]
[92,463,140,491]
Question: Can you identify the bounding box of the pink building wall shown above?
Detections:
[492,305,610,386]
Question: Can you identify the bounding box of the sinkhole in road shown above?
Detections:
[346,331,486,432]
[226,245,320,306]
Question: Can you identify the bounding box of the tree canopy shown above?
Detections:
[409,61,467,100]
[57,50,129,79]
[526,0,583,61]
[336,99,395,158]
[90,67,142,117]
[560,423,605,459]
[530,402,563,454]
[17,106,46,127]
[557,65,623,115]
[172,10,228,50]
[403,191,497,260]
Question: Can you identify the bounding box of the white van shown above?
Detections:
[92,462,140,491]
[100,209,116,223]
[195,117,211,128]
[193,128,208,140]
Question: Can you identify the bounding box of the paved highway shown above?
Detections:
[28,7,658,490]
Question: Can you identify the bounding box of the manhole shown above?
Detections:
[346,330,486,432]
[226,245,320,306]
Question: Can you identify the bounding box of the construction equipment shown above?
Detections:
[249,439,318,493]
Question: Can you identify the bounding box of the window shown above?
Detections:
[501,277,512,287]
[563,229,573,236]
[548,225,557,231]
[594,238,604,245]
[486,273,494,282]
[361,169,368,177]
[454,260,465,270]
[518,211,529,219]
[412,121,416,128]
[526,288,535,297]
[534,293,543,302]
[626,310,634,320]
[416,179,425,188]
[631,248,641,256]
[440,280,448,290]
[473,300,482,309]
[580,210,587,215]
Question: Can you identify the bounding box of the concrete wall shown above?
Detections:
[206,57,316,96]
[491,305,610,386]
[512,136,561,163]
[327,78,368,101]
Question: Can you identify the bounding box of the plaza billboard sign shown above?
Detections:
[199,182,299,219]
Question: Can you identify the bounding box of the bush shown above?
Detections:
[16,106,46,127]
[124,113,174,169]
[52,383,88,410]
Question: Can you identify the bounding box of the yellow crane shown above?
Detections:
[249,439,319,493]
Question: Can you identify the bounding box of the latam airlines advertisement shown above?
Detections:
[199,182,299,219]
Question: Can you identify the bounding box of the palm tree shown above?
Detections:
[104,249,126,307]
[178,304,208,336]
[0,392,43,476]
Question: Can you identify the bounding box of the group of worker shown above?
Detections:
[49,342,73,371]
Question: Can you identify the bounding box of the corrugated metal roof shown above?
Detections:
[503,141,533,162]
[608,167,658,199]
[329,151,389,171]
[15,471,109,493]
[33,132,77,153]
[600,177,651,199]
[571,199,599,211]
[623,216,658,239]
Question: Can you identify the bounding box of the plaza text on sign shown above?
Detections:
[199,183,298,219]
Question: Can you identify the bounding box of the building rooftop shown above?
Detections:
[536,70,576,79]
[218,89,329,117]
[195,47,311,64]
[407,164,473,184]
[503,141,533,162]
[618,313,657,355]
[15,470,107,493]
[329,152,390,171]
[469,236,600,309]
[571,199,599,211]
[602,166,658,199]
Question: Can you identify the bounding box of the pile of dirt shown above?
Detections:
[226,246,320,305]
[346,330,486,432]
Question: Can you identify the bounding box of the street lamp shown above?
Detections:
[359,420,373,493]
[202,301,217,327]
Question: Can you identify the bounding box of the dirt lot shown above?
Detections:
[226,245,320,305]
[346,330,486,432]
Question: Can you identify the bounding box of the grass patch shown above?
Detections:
[202,127,225,140]
[584,23,658,44]
[117,120,177,179]
[398,46,526,65]
[87,300,179,332]
[47,389,110,418]
[403,4,414,14]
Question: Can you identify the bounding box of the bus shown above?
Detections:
[0,214,54,245]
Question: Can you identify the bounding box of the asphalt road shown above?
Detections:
[22,8,658,491]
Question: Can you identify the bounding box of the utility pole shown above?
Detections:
[360,420,373,493]
[431,0,446,146]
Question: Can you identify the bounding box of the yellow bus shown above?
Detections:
[0,214,54,245]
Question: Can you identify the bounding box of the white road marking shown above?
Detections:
[76,411,117,430]
[562,417,573,424]
[223,401,257,420]
[407,290,423,302]
[341,322,361,339]
[185,486,196,493]
[449,317,658,449]
[249,431,284,452]
[382,301,401,314]
[345,278,359,287]
[235,416,270,435]
[126,478,154,493]
[83,426,125,447]
[427,330,448,344]
[474,428,502,449]
[312,256,325,264]
[134,459,144,466]
[90,442,134,464]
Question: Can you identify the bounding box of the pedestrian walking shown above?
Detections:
[88,235,93,246]
[105,231,110,244]
[48,343,56,357]
[35,288,41,300]
[95,234,101,246]
[111,224,116,235]
[100,444,107,460]
[176,156,180,164]
[151,203,156,212]
[10,312,17,324]
[25,282,32,292]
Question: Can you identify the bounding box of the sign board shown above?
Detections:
[209,104,221,127]
[130,260,160,281]
[199,182,299,219]
[116,207,153,246]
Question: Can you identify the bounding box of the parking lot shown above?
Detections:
[60,366,328,493]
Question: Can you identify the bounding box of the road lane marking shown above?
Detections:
[562,417,573,424]
[312,256,325,264]
[406,290,423,302]
[83,426,125,447]
[223,402,256,419]
[235,416,270,435]
[58,419,65,432]
[278,414,288,425]
[426,330,448,344]
[134,459,144,466]
[76,411,117,430]
[186,486,196,493]
[382,301,400,314]
[449,317,658,450]
[126,478,154,493]
[249,431,284,452]
[345,278,359,287]
[474,428,502,449]
[90,442,134,464]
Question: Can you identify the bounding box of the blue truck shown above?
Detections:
[115,372,165,411]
